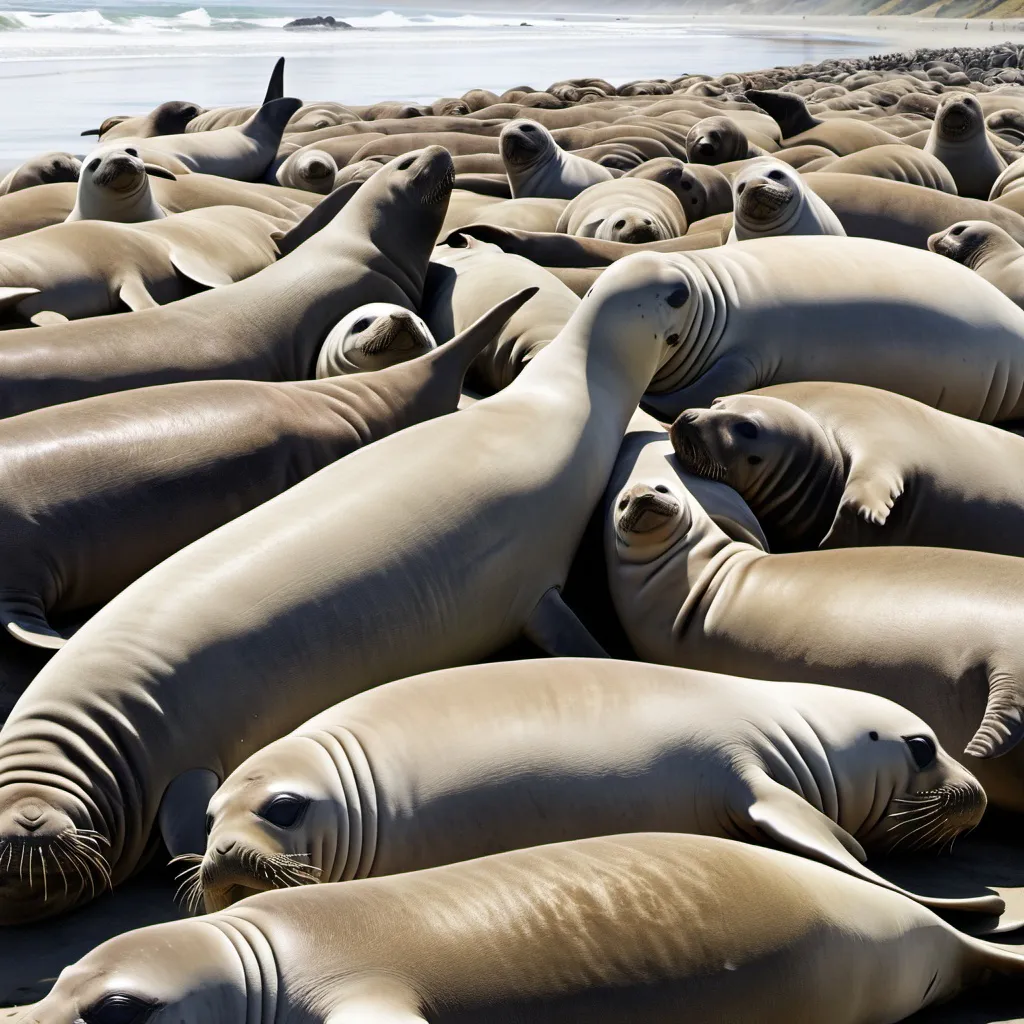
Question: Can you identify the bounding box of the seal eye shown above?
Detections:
[681,180,692,191]
[736,182,746,194]
[520,123,537,132]
[654,484,669,493]
[81,995,155,1024]
[666,284,689,308]
[905,735,937,770]
[87,158,101,173]
[352,318,373,333]
[767,170,785,181]
[258,793,310,829]
[747,455,761,466]
[396,156,415,171]
[735,421,758,440]
[125,148,138,157]
[869,731,879,741]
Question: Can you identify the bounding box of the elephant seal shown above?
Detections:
[728,158,844,242]
[27,833,1024,1024]
[198,657,998,924]
[555,177,687,243]
[627,159,733,221]
[671,382,1024,557]
[746,88,822,138]
[0,153,80,196]
[605,421,1024,811]
[821,144,957,194]
[82,99,205,141]
[0,206,290,324]
[686,115,763,164]
[315,303,435,376]
[500,118,613,199]
[274,147,338,194]
[120,97,301,181]
[0,148,454,418]
[0,252,681,922]
[425,239,579,392]
[930,220,1024,309]
[925,92,1007,200]
[0,293,530,650]
[66,145,176,223]
[637,239,1024,423]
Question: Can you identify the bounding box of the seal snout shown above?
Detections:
[670,413,727,482]
[616,483,681,534]
[194,841,321,913]
[500,122,544,164]
[737,177,793,220]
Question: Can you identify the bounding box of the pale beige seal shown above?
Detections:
[27,833,1024,1024]
[727,157,844,242]
[821,144,958,194]
[0,148,454,418]
[0,293,530,650]
[197,657,999,925]
[930,219,1024,310]
[686,115,764,163]
[500,118,613,199]
[555,177,687,243]
[925,92,1007,200]
[637,239,1024,423]
[0,251,682,922]
[66,144,176,223]
[315,302,435,376]
[606,420,1024,811]
[671,382,1024,557]
[0,153,81,196]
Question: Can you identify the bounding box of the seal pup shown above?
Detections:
[686,115,764,164]
[0,206,292,324]
[0,293,531,650]
[671,383,1024,557]
[926,92,1007,199]
[315,303,436,376]
[930,220,1024,309]
[425,239,579,392]
[555,177,687,243]
[500,118,613,199]
[0,252,682,922]
[605,423,1024,811]
[626,158,733,222]
[198,657,999,924]
[274,147,338,194]
[66,144,175,223]
[727,157,845,242]
[28,833,1024,1024]
[637,239,1024,422]
[0,153,80,196]
[0,147,455,418]
[118,96,301,181]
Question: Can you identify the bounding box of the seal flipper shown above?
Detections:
[820,463,904,547]
[168,248,235,289]
[643,354,760,421]
[29,310,68,327]
[262,57,285,105]
[964,667,1024,759]
[143,163,177,181]
[159,769,221,858]
[0,287,40,313]
[742,774,1005,918]
[1,598,66,649]
[275,180,363,257]
[523,587,609,658]
[117,276,159,312]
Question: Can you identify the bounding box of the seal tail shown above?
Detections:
[964,668,1024,759]
[262,57,285,105]
[243,96,303,144]
[425,286,538,383]
[275,180,363,257]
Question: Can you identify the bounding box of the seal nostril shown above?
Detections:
[665,332,681,346]
[216,838,237,856]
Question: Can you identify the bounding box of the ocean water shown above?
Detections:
[0,1,973,160]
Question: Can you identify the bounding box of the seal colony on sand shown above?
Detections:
[11,41,1024,1024]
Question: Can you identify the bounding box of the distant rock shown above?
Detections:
[284,15,352,30]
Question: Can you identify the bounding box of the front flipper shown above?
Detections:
[642,354,759,421]
[965,666,1024,759]
[29,310,69,327]
[158,769,221,858]
[820,461,904,548]
[741,774,1005,918]
[168,247,235,289]
[0,287,40,313]
[523,587,608,658]
[0,597,66,650]
[117,276,159,312]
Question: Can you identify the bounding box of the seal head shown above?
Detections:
[66,144,175,223]
[928,220,1013,272]
[316,303,436,377]
[934,93,985,144]
[685,116,749,164]
[499,119,553,171]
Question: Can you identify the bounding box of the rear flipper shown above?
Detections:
[159,768,221,859]
[964,665,1024,760]
[1,598,66,650]
[740,774,1005,921]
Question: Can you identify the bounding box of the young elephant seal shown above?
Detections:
[29,833,1024,1024]
[930,219,1024,309]
[0,252,681,923]
[555,177,687,243]
[0,153,81,196]
[728,157,845,241]
[66,144,176,223]
[500,118,613,199]
[671,382,1024,556]
[606,422,1024,812]
[638,239,1024,423]
[925,92,1007,200]
[316,303,436,376]
[197,657,998,925]
[686,115,763,164]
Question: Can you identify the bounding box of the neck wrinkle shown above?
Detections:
[306,727,378,882]
[668,536,758,642]
[208,914,281,1024]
